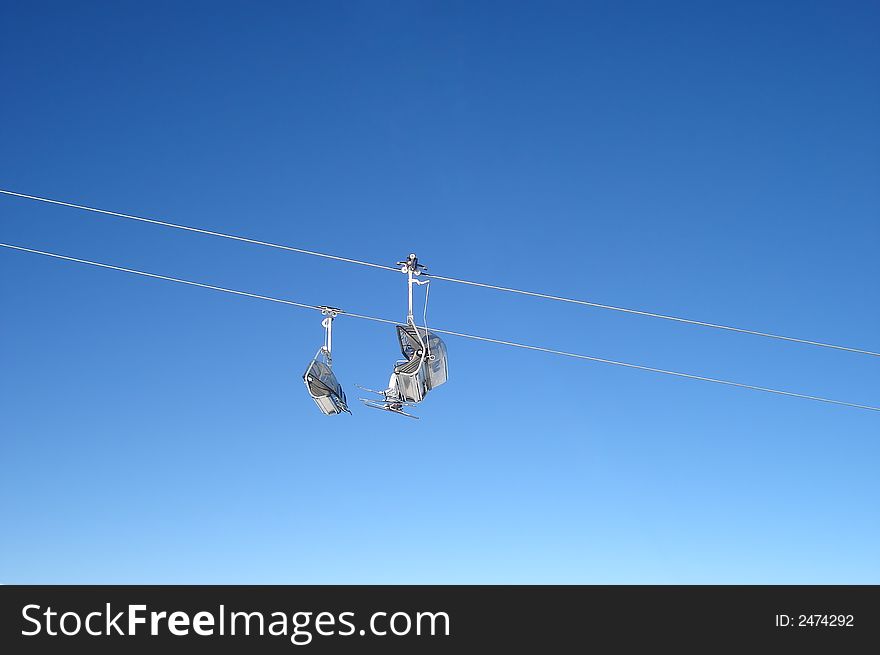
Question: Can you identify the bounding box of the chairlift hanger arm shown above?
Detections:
[316,306,343,359]
[400,252,431,324]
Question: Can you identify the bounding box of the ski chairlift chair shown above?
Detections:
[303,307,350,416]
[358,254,448,419]
[392,322,448,403]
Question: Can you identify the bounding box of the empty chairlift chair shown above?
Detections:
[303,307,350,415]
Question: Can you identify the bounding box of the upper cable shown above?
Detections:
[2,187,878,357]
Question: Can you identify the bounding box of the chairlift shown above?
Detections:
[303,307,350,415]
[359,254,448,418]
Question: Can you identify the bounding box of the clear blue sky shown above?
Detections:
[1,1,878,583]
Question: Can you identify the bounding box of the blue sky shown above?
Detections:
[1,1,878,583]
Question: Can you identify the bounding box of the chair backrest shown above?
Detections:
[303,358,348,415]
[392,324,449,402]
[424,332,448,390]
